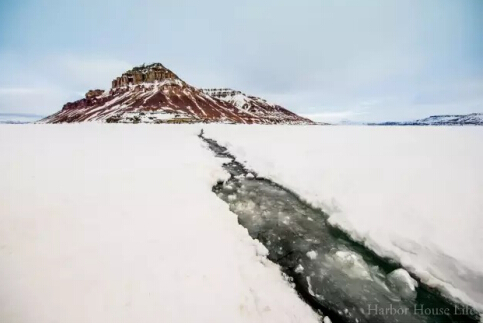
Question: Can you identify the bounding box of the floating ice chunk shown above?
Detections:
[306,250,318,260]
[323,316,332,323]
[306,276,315,296]
[246,173,255,179]
[387,268,418,299]
[233,201,256,213]
[329,251,371,280]
[295,264,304,274]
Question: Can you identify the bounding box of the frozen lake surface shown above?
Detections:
[0,124,317,322]
[202,132,480,322]
[204,125,483,317]
[1,124,481,322]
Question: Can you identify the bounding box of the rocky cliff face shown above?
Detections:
[41,63,313,124]
[111,63,179,88]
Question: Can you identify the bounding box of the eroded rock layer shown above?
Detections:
[41,63,313,124]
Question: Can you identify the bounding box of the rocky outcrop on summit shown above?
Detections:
[111,63,178,88]
[41,63,312,124]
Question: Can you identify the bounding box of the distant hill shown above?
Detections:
[0,113,43,124]
[0,121,30,124]
[369,113,483,126]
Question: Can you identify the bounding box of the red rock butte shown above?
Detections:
[41,63,313,125]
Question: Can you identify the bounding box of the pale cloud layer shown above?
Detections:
[0,0,481,122]
[301,111,368,124]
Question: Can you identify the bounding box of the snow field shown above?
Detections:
[0,124,318,322]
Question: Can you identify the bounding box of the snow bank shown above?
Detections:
[0,124,317,322]
[204,124,483,311]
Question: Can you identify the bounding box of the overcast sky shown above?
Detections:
[0,0,482,123]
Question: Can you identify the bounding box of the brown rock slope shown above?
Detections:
[41,63,313,124]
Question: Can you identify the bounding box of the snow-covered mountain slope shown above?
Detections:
[41,80,257,124]
[202,88,313,125]
[40,64,312,125]
[374,113,483,125]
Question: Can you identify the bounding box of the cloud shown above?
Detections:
[0,86,67,115]
[0,54,131,115]
[0,87,50,95]
[0,0,481,120]
[52,55,132,90]
[0,112,45,122]
[0,87,42,96]
[301,110,368,123]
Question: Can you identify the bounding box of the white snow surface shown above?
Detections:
[204,124,483,311]
[0,124,318,322]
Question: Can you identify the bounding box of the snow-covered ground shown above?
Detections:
[204,125,483,312]
[0,124,318,322]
